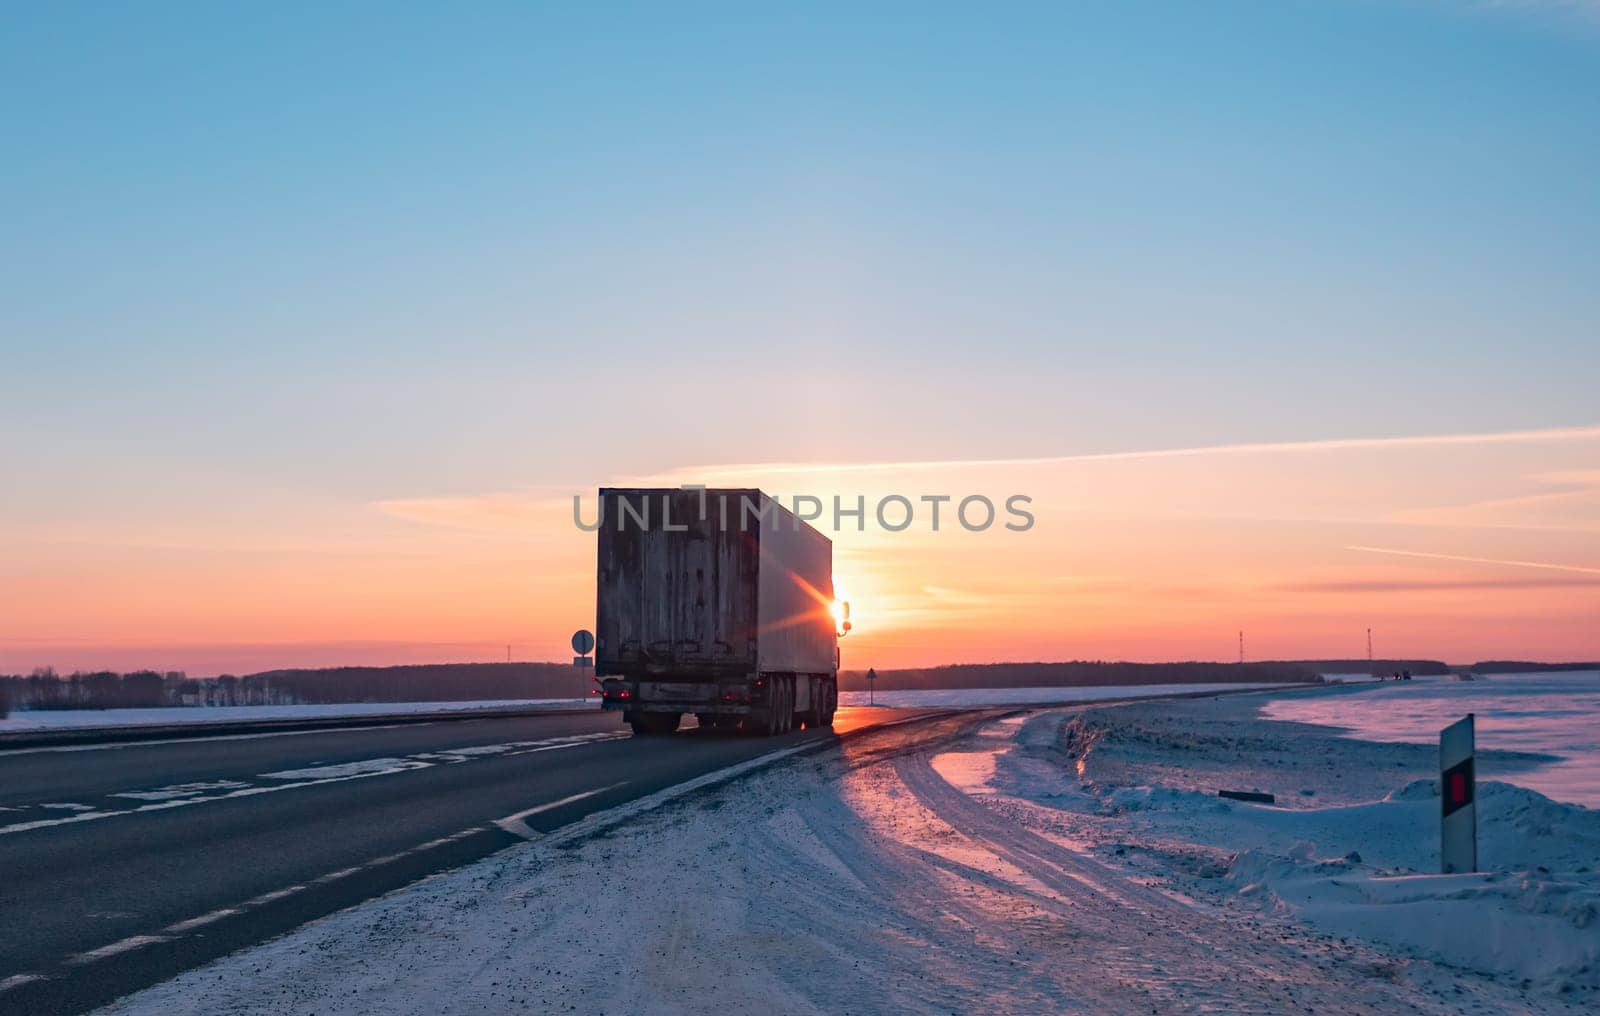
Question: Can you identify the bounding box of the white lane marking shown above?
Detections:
[262,758,433,780]
[65,824,499,972]
[0,973,48,993]
[0,723,425,757]
[242,885,307,907]
[311,866,366,885]
[163,907,242,933]
[0,734,626,838]
[493,784,627,840]
[410,828,481,853]
[66,935,170,964]
[113,780,250,801]
[40,802,94,811]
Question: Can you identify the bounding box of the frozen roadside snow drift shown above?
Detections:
[1226,847,1598,991]
[1217,778,1600,991]
[1028,695,1600,996]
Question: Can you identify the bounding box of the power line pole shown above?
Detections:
[1238,630,1244,664]
[1367,628,1373,663]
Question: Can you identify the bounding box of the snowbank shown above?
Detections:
[0,698,595,731]
[1228,848,1599,990]
[1018,694,1600,995]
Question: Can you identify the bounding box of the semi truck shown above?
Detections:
[594,487,846,736]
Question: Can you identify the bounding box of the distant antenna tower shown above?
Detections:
[506,644,512,664]
[1367,628,1373,663]
[1238,630,1244,664]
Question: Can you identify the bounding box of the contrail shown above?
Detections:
[1346,545,1600,576]
[672,423,1600,479]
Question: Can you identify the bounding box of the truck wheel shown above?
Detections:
[781,676,795,734]
[751,679,783,737]
[820,682,836,727]
[804,677,823,727]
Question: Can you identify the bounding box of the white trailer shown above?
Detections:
[594,488,841,736]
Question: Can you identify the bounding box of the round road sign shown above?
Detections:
[571,629,596,655]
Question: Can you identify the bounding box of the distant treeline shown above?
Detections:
[1274,659,1452,676]
[837,661,1320,692]
[5,657,1590,714]
[1469,661,1600,674]
[0,663,594,712]
[2,669,181,711]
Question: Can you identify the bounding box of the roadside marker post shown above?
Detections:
[1440,713,1477,874]
[572,629,595,698]
[867,667,877,707]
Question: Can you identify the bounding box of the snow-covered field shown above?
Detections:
[0,699,595,732]
[838,680,1293,709]
[102,688,1597,1014]
[1264,671,1600,807]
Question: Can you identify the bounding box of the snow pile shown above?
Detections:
[1034,694,1600,996]
[1227,848,1599,990]
[1214,779,1600,991]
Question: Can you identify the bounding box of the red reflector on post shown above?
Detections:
[1449,771,1467,804]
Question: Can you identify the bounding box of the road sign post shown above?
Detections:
[572,629,596,700]
[866,667,876,707]
[1440,713,1476,874]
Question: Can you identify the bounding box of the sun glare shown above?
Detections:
[831,579,851,630]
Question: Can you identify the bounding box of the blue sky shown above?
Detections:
[6,1,1598,491]
[3,2,1598,671]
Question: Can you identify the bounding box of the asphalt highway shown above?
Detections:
[0,705,947,1015]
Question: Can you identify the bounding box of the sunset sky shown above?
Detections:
[3,2,1597,675]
